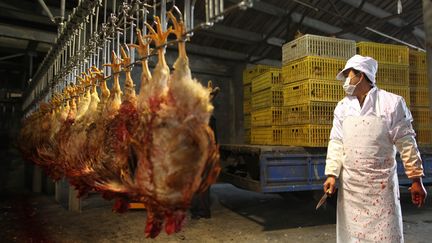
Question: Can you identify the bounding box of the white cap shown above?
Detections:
[336,54,378,84]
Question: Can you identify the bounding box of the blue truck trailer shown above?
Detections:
[219,144,432,193]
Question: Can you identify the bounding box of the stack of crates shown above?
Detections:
[356,42,411,105]
[250,68,283,145]
[243,65,275,144]
[408,50,431,146]
[281,35,356,147]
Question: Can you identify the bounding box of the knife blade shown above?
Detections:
[315,189,332,210]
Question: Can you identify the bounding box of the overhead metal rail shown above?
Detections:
[22,0,254,114]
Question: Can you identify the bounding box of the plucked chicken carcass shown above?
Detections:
[130,13,220,238]
[61,71,101,195]
[78,66,114,196]
[57,75,91,173]
[91,48,139,210]
[19,101,55,175]
[36,92,67,180]
[20,86,71,181]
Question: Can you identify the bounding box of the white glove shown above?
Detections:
[325,139,344,178]
[395,135,424,178]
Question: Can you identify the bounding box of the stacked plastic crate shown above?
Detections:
[243,65,274,144]
[356,42,411,105]
[281,35,355,147]
[249,68,283,145]
[409,50,431,146]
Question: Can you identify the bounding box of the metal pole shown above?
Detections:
[96,5,100,32]
[37,0,56,23]
[124,11,127,44]
[205,0,209,23]
[131,7,136,63]
[161,0,167,32]
[142,7,148,35]
[90,15,93,67]
[61,0,66,22]
[422,0,432,110]
[365,27,425,51]
[184,0,191,31]
[153,0,157,18]
[210,0,214,19]
[219,0,224,21]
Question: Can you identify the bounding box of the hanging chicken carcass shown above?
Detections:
[129,14,220,238]
[59,70,102,196]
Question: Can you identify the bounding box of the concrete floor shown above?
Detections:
[1,183,431,243]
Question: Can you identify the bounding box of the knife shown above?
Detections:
[315,189,332,210]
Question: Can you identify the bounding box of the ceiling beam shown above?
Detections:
[205,24,263,42]
[340,0,425,40]
[185,43,281,66]
[197,19,284,47]
[333,2,422,37]
[0,53,25,62]
[0,0,66,19]
[0,7,56,26]
[227,0,368,41]
[0,24,56,44]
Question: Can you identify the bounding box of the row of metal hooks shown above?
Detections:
[23,0,254,114]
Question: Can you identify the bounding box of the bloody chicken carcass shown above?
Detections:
[129,13,220,238]
[91,48,141,211]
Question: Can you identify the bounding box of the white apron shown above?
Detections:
[337,91,403,243]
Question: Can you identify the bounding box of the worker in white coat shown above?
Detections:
[323,55,427,242]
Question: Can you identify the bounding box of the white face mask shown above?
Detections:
[343,74,362,96]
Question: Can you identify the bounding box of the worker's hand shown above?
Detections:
[323,176,336,195]
[409,178,427,208]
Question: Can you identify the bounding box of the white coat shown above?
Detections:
[325,87,424,242]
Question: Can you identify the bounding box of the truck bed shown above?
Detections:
[219,144,432,193]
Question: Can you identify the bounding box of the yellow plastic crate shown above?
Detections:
[251,88,283,110]
[283,102,337,125]
[376,64,409,86]
[282,56,345,84]
[251,107,283,127]
[244,114,251,129]
[411,107,431,128]
[356,42,409,65]
[251,70,282,93]
[282,34,355,64]
[251,126,284,145]
[410,87,430,107]
[380,85,411,107]
[409,70,428,87]
[283,125,331,147]
[409,50,427,70]
[243,100,251,114]
[414,128,432,146]
[243,65,279,85]
[244,84,252,101]
[283,79,344,105]
[244,129,251,144]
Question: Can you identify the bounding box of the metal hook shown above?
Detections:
[170,4,183,22]
[122,43,131,56]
